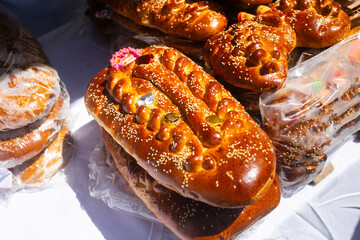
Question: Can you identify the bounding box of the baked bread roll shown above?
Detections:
[0,88,68,168]
[265,0,351,48]
[203,10,296,92]
[107,0,228,41]
[13,127,73,185]
[102,128,281,240]
[85,46,276,208]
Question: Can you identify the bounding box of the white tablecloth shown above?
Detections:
[0,1,359,239]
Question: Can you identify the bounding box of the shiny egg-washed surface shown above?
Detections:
[107,0,228,41]
[203,10,296,92]
[102,129,280,240]
[85,46,276,208]
[0,87,69,168]
[268,0,351,48]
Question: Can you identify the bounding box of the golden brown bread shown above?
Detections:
[0,89,68,168]
[266,0,351,48]
[203,10,296,92]
[0,11,72,187]
[85,46,276,208]
[0,64,61,131]
[102,128,281,240]
[0,11,61,131]
[107,0,228,41]
[14,127,73,185]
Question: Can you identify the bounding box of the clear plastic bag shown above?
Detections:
[260,32,360,196]
[0,84,74,204]
[0,84,68,169]
[0,11,61,131]
[88,141,159,222]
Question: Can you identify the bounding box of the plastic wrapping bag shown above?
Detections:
[0,84,74,204]
[0,10,74,204]
[260,32,360,196]
[0,10,61,131]
[89,141,159,222]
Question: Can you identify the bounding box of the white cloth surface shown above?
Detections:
[0,1,359,239]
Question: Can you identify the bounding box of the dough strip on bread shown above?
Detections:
[85,46,276,208]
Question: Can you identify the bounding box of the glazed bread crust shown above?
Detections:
[203,11,296,92]
[85,46,276,208]
[102,128,281,240]
[0,89,67,168]
[269,0,351,48]
[0,12,60,130]
[108,0,228,41]
[15,127,73,185]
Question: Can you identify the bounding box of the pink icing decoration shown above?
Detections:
[110,47,142,69]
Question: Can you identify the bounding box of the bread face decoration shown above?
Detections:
[85,46,276,208]
[267,0,351,48]
[107,0,228,41]
[101,128,281,240]
[203,11,296,92]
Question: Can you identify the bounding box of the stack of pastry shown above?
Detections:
[260,32,360,195]
[0,12,73,186]
[85,46,281,239]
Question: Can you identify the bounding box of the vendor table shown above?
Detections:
[0,1,359,239]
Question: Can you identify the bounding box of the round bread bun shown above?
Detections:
[0,64,61,131]
[12,127,74,185]
[0,87,69,168]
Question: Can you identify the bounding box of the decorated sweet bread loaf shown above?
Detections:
[85,46,276,208]
[107,0,228,41]
[203,10,296,92]
[102,128,281,240]
[266,0,351,48]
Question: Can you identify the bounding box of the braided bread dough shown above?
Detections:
[203,10,296,92]
[85,46,276,208]
[108,0,228,41]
